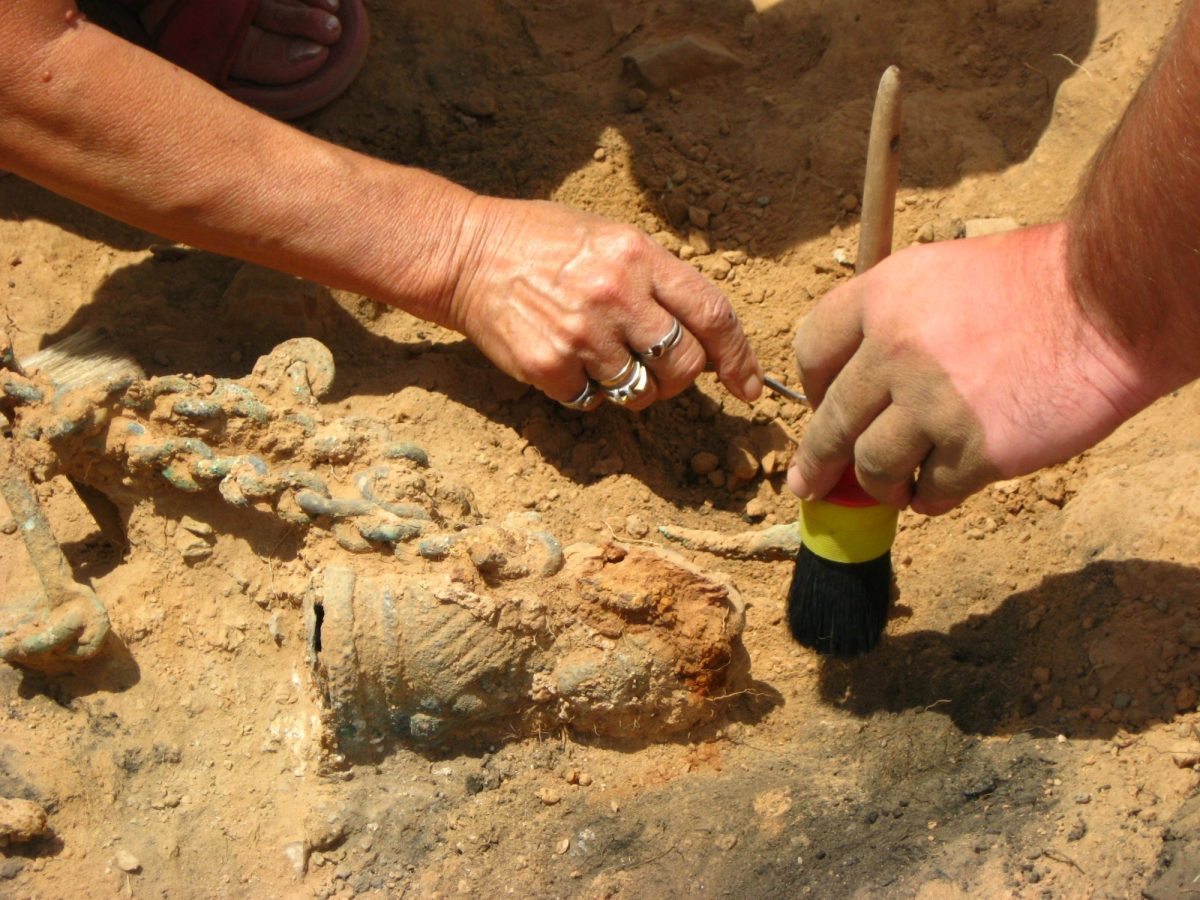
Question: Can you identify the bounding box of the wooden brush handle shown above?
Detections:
[825,66,902,509]
[856,66,902,274]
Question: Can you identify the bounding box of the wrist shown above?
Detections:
[438,194,521,340]
[344,158,480,327]
[1064,219,1197,403]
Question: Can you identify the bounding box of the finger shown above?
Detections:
[648,254,762,402]
[852,404,932,508]
[787,350,890,500]
[627,315,705,400]
[793,278,868,409]
[910,442,997,517]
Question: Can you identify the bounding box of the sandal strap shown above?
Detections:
[146,0,259,87]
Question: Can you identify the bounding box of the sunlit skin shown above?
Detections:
[0,0,763,411]
[789,0,1200,515]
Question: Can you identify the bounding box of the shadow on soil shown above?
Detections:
[25,250,790,514]
[355,0,1098,257]
[3,0,1099,256]
[818,558,1200,739]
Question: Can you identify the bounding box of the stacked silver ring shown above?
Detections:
[600,357,650,406]
[559,318,683,411]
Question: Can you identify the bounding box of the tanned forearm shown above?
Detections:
[0,0,473,326]
[1069,0,1200,398]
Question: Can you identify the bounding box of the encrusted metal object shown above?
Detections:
[2,333,750,750]
[0,419,109,671]
[305,543,746,756]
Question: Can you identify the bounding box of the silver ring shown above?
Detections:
[602,358,651,406]
[637,318,683,361]
[596,355,639,389]
[560,380,603,412]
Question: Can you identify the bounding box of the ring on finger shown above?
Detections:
[596,355,639,389]
[560,380,603,412]
[637,317,683,361]
[602,358,652,406]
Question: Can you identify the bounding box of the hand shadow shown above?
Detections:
[816,558,1200,740]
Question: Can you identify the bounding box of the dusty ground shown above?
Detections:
[3,0,1200,896]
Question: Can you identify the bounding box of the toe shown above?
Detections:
[255,0,343,46]
[232,26,329,85]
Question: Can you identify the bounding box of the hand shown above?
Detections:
[787,223,1152,515]
[445,196,763,410]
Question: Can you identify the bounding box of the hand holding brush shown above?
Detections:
[785,66,903,657]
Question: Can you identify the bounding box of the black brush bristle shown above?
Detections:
[786,544,893,657]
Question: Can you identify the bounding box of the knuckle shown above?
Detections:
[606,226,649,265]
[520,345,571,388]
[585,268,628,307]
[853,441,902,487]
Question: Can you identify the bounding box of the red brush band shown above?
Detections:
[824,467,879,508]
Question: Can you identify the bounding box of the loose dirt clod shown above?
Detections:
[0,798,47,847]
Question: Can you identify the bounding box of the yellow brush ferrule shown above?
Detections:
[799,499,899,564]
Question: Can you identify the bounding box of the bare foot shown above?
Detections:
[140,0,344,85]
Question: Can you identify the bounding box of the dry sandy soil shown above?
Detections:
[4,0,1200,896]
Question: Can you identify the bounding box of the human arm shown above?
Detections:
[787,0,1200,515]
[0,0,762,407]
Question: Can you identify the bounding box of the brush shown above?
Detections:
[786,66,903,657]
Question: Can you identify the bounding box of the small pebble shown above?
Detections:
[687,230,712,255]
[0,518,15,535]
[725,436,759,481]
[690,451,720,476]
[688,206,711,229]
[624,515,649,539]
[555,837,571,855]
[114,850,141,874]
[537,788,561,806]
[625,88,648,111]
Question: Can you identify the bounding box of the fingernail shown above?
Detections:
[741,373,762,400]
[289,41,324,62]
[326,0,339,10]
[324,13,341,33]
